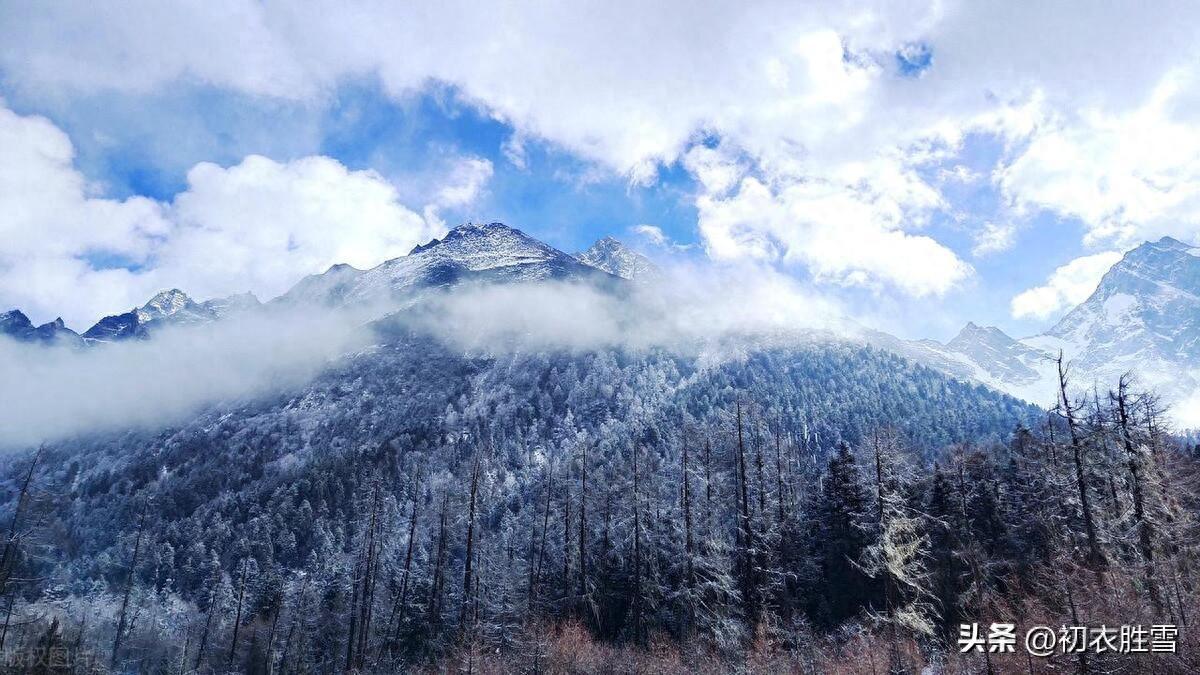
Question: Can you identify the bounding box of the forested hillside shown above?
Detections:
[1,317,1197,673]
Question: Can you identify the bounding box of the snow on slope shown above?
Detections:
[276,222,621,307]
[575,237,658,281]
[915,237,1200,424]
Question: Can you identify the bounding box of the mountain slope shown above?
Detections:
[575,236,659,281]
[915,237,1200,420]
[80,289,262,342]
[0,310,83,346]
[277,222,621,308]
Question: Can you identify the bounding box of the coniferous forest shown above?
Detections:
[0,329,1197,674]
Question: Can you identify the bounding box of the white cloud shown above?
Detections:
[971,222,1017,257]
[5,2,1200,299]
[0,103,171,325]
[0,304,375,447]
[423,156,495,230]
[434,157,494,208]
[163,155,441,304]
[999,70,1200,248]
[0,103,472,328]
[631,225,667,246]
[1010,251,1122,320]
[696,163,971,297]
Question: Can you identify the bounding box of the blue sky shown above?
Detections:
[1,2,1195,338]
[0,76,1091,340]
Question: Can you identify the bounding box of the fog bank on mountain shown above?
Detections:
[0,306,374,447]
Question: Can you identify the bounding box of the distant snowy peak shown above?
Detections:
[409,222,563,270]
[1044,236,1200,361]
[575,237,658,281]
[905,236,1200,418]
[0,309,83,347]
[278,221,621,307]
[200,291,261,318]
[82,289,259,342]
[135,289,211,324]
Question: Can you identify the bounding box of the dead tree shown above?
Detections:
[1113,375,1162,612]
[194,559,222,671]
[530,464,555,607]
[387,479,421,648]
[426,492,450,626]
[1056,353,1105,570]
[229,558,250,667]
[460,457,480,631]
[734,400,759,625]
[355,481,382,668]
[111,503,148,668]
[631,444,645,645]
[0,446,41,652]
[681,430,696,635]
[578,442,589,613]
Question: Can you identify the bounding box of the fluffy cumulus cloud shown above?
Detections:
[162,155,441,304]
[998,71,1200,248]
[0,102,466,327]
[1011,251,1123,320]
[696,161,970,296]
[0,103,170,326]
[4,1,1200,304]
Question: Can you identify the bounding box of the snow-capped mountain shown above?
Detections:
[575,236,658,281]
[917,236,1200,421]
[0,310,83,346]
[275,222,622,307]
[14,223,1194,424]
[199,291,262,318]
[81,289,259,342]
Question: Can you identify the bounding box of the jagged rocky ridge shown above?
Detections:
[914,237,1200,419]
[5,224,1196,425]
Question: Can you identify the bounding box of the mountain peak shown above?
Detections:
[2,309,82,346]
[1153,235,1192,250]
[576,237,658,281]
[405,221,563,272]
[138,289,195,322]
[410,222,525,255]
[1,309,33,333]
[200,292,261,318]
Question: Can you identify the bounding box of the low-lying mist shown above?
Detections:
[0,263,852,448]
[0,306,378,448]
[405,264,851,353]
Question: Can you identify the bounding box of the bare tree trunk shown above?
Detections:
[229,558,249,667]
[264,601,280,675]
[631,444,644,645]
[872,434,901,672]
[388,485,420,647]
[194,572,219,671]
[735,400,758,625]
[111,504,147,668]
[1114,376,1162,613]
[0,446,41,591]
[426,492,449,626]
[357,481,381,668]
[774,425,786,524]
[532,466,554,605]
[562,487,571,599]
[578,442,589,614]
[278,576,309,675]
[460,458,480,631]
[681,431,695,635]
[1056,353,1105,571]
[703,437,714,532]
